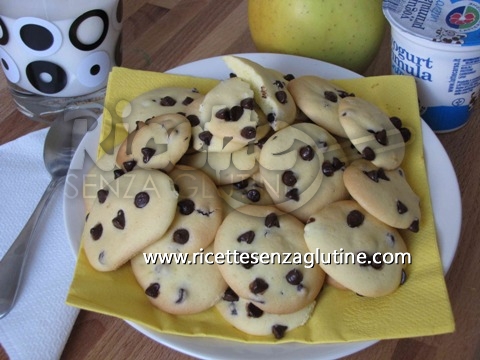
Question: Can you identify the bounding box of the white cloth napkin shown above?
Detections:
[0,128,79,360]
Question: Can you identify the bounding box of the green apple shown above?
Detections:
[248,0,386,73]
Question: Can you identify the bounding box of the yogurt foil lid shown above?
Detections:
[383,0,480,46]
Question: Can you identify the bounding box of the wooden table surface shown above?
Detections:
[0,1,478,359]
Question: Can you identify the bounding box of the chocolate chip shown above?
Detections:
[299,145,314,161]
[239,252,255,269]
[358,251,383,269]
[284,73,295,81]
[113,169,125,179]
[241,126,256,139]
[230,106,244,121]
[178,199,195,215]
[265,213,280,228]
[145,283,160,298]
[374,129,388,146]
[175,288,186,303]
[282,170,297,186]
[123,160,137,172]
[400,127,411,142]
[198,131,213,146]
[230,105,243,121]
[173,228,189,244]
[233,179,249,189]
[134,192,150,208]
[249,278,269,294]
[97,189,109,204]
[324,91,338,102]
[338,90,355,98]
[240,97,254,110]
[409,219,419,232]
[286,269,303,285]
[397,200,408,214]
[358,252,370,267]
[306,217,315,224]
[363,168,389,182]
[400,269,407,285]
[273,80,285,89]
[160,96,176,106]
[322,161,335,177]
[272,324,288,339]
[90,223,103,240]
[275,90,287,104]
[223,287,239,302]
[363,170,379,182]
[362,147,376,161]
[246,302,264,318]
[186,114,200,127]
[377,168,390,181]
[267,113,276,123]
[371,257,383,270]
[390,116,403,129]
[141,147,156,163]
[285,188,299,201]
[246,189,261,202]
[332,157,345,170]
[112,210,125,229]
[215,107,230,120]
[347,210,364,227]
[237,230,255,244]
[182,96,194,105]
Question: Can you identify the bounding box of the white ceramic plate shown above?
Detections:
[63,53,462,360]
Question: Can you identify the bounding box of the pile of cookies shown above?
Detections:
[80,56,420,339]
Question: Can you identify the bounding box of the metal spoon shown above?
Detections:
[0,109,98,319]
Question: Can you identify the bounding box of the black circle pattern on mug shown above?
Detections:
[26,61,67,94]
[0,17,9,45]
[77,51,110,87]
[0,48,20,83]
[14,17,62,57]
[20,24,54,51]
[69,9,109,51]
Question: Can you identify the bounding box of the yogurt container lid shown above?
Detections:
[383,0,480,46]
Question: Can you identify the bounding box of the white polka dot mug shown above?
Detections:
[0,0,122,121]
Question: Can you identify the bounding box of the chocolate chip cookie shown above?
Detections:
[214,205,325,314]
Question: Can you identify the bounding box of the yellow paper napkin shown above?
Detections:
[66,66,455,344]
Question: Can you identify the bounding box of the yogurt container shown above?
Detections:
[383,0,480,132]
